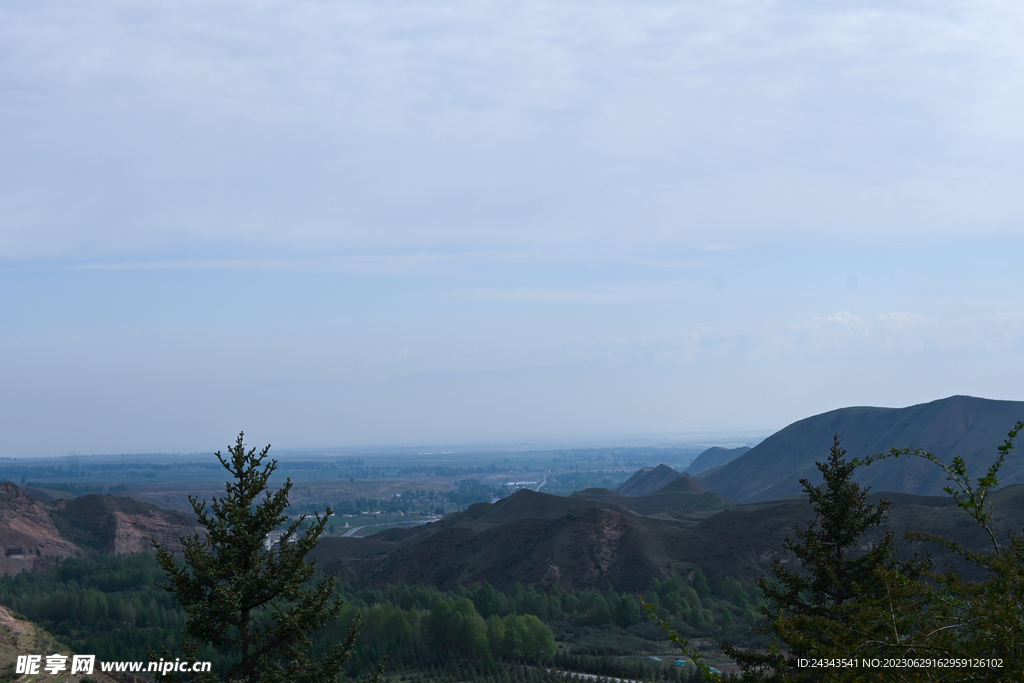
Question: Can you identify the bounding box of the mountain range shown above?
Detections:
[312,396,1024,591]
[311,480,1024,592]
[700,395,1024,503]
[3,394,1023,595]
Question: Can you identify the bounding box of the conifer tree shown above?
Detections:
[641,435,925,682]
[650,428,1023,682]
[724,435,928,681]
[154,432,380,683]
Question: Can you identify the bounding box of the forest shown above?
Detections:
[0,552,762,681]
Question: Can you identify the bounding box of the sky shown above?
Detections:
[2,0,1024,457]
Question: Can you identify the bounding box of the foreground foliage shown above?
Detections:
[0,553,189,662]
[650,425,1024,682]
[379,661,696,683]
[723,435,929,681]
[850,420,1024,682]
[154,433,372,683]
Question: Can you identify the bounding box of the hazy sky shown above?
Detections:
[3,1,1024,456]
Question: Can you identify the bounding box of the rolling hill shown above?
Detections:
[700,395,1024,503]
[613,464,684,496]
[314,488,739,592]
[684,446,750,476]
[50,492,202,554]
[312,479,1024,592]
[572,472,732,517]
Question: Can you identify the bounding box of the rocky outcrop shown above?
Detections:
[0,482,81,575]
[51,494,203,554]
[0,483,204,575]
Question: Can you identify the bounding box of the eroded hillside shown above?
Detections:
[0,482,203,575]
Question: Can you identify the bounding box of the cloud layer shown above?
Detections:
[3,0,1023,263]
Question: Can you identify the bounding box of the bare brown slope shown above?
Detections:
[702,395,1024,503]
[0,482,81,575]
[50,494,203,554]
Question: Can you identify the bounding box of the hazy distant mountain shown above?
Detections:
[684,447,750,476]
[613,464,682,496]
[701,395,1024,503]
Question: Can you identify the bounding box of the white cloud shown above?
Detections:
[2,1,1023,262]
[382,348,423,362]
[788,311,1024,354]
[4,1,1024,454]
[575,311,1024,364]
[454,286,645,304]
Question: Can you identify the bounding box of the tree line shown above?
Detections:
[0,549,765,678]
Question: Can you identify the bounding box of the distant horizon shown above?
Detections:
[10,392,1024,460]
[4,431,766,461]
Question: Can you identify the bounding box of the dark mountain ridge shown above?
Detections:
[571,473,732,517]
[312,477,1024,592]
[701,395,1024,503]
